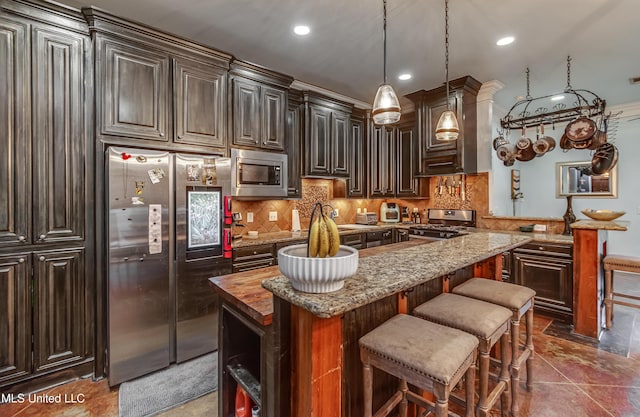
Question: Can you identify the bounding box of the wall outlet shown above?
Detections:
[269,211,277,221]
[333,209,339,218]
[246,212,254,223]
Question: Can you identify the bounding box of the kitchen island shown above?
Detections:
[212,231,533,417]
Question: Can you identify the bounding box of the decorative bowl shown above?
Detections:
[581,209,625,221]
[277,244,359,293]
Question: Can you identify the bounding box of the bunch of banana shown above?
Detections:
[308,212,341,258]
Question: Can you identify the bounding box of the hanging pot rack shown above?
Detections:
[500,57,606,130]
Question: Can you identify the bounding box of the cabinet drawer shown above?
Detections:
[341,233,365,249]
[233,244,275,262]
[515,242,573,258]
[232,258,275,273]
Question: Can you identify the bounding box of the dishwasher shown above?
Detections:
[365,229,393,248]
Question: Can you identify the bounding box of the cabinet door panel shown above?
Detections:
[232,78,261,147]
[261,86,286,150]
[101,38,169,140]
[0,253,31,385]
[0,18,30,246]
[174,58,226,148]
[32,26,85,243]
[425,95,459,152]
[33,248,86,372]
[348,118,365,198]
[331,111,350,177]
[396,124,419,197]
[368,125,385,198]
[383,128,395,196]
[307,105,331,176]
[514,253,573,318]
[286,102,301,197]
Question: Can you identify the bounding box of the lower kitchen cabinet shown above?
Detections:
[340,233,365,249]
[393,228,409,243]
[232,244,276,273]
[0,248,90,389]
[513,242,573,322]
[502,251,513,283]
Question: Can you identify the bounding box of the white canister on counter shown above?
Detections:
[291,209,301,232]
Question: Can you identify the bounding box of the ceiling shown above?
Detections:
[63,0,640,112]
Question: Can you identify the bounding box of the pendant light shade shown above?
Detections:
[435,109,459,141]
[372,0,401,125]
[372,84,401,124]
[435,0,458,141]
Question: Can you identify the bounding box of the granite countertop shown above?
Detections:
[471,228,573,244]
[262,231,533,318]
[231,223,412,248]
[570,220,629,231]
[482,215,564,221]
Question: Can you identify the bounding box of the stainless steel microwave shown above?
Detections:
[231,148,288,198]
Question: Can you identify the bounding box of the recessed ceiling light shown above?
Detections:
[293,25,310,36]
[551,95,565,101]
[398,73,412,81]
[496,36,515,46]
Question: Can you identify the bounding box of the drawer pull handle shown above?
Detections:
[39,234,46,240]
[39,256,45,262]
[18,235,25,242]
[18,258,25,263]
[538,246,545,251]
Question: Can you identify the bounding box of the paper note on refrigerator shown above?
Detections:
[148,204,162,254]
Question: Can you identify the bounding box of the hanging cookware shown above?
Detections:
[559,133,572,150]
[497,142,517,162]
[591,143,618,175]
[533,124,556,155]
[565,116,596,149]
[493,134,508,151]
[515,128,535,161]
[588,117,608,150]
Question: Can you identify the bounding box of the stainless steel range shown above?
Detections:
[408,209,475,240]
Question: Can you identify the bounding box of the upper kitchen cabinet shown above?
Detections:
[303,92,353,178]
[0,6,89,247]
[229,60,293,151]
[406,76,481,176]
[368,115,427,199]
[85,8,232,150]
[286,90,303,198]
[347,109,367,198]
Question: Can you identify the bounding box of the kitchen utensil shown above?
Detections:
[591,142,618,175]
[493,134,508,150]
[438,176,444,195]
[581,209,625,221]
[565,116,597,142]
[460,175,466,201]
[559,133,572,150]
[533,125,556,155]
[516,139,536,161]
[497,143,517,161]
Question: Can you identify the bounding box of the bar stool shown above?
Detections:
[413,293,512,417]
[452,278,536,417]
[603,255,640,329]
[359,314,478,417]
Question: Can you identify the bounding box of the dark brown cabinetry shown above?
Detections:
[230,61,292,151]
[99,38,170,141]
[0,2,93,390]
[286,91,302,198]
[513,242,574,322]
[303,92,353,178]
[406,76,481,176]
[33,248,87,372]
[232,244,276,273]
[369,117,425,199]
[174,57,227,147]
[0,254,31,385]
[347,110,367,198]
[340,233,365,250]
[88,8,232,150]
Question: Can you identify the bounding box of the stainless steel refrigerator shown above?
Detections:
[106,146,232,386]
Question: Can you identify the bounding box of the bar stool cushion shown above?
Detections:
[414,293,512,340]
[453,278,536,311]
[360,314,478,385]
[604,255,640,271]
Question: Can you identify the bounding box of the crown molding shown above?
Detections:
[290,80,372,110]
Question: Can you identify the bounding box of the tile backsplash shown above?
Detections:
[231,173,490,235]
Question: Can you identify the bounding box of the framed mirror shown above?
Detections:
[556,161,617,198]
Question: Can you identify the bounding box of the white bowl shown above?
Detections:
[277,244,359,293]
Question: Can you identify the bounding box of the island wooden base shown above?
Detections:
[572,228,607,340]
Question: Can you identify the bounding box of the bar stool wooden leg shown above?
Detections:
[363,361,372,417]
[605,268,613,329]
[499,331,511,417]
[464,364,475,417]
[399,380,408,417]
[510,317,520,417]
[477,347,490,417]
[525,304,535,392]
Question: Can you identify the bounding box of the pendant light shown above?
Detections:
[435,0,459,141]
[372,0,401,125]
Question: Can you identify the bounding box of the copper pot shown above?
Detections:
[515,137,536,161]
[591,143,618,175]
[533,125,556,155]
[565,116,597,143]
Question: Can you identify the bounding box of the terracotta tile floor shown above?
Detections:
[2,274,639,417]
